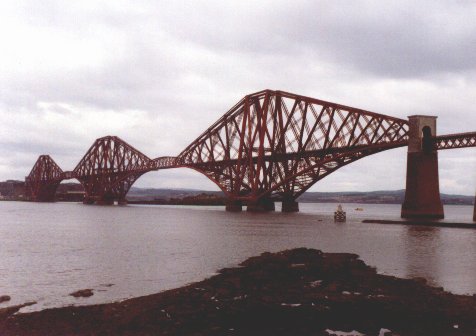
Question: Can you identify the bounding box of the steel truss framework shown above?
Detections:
[177,90,409,202]
[24,90,476,205]
[25,155,64,202]
[73,136,153,204]
[434,131,476,150]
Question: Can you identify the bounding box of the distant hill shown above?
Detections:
[1,181,474,205]
[299,190,474,205]
[127,187,224,200]
[128,187,474,205]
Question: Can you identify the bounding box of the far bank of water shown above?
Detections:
[0,201,475,312]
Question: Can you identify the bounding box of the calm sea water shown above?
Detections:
[1,201,476,312]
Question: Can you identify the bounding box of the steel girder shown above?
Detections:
[177,90,410,201]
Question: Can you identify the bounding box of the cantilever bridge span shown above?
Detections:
[25,90,476,217]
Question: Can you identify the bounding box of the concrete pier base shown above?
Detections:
[401,152,444,218]
[282,198,299,212]
[83,196,122,205]
[225,200,243,212]
[118,199,128,206]
[97,198,114,206]
[83,197,95,205]
[31,182,60,202]
[473,194,476,222]
[247,198,275,212]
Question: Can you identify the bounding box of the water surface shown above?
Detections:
[1,201,475,312]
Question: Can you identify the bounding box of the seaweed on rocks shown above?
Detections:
[0,248,475,335]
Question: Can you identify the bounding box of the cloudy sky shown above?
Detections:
[1,0,475,195]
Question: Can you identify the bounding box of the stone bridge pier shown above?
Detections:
[246,197,275,212]
[225,195,299,212]
[282,196,299,212]
[401,115,444,219]
[473,194,476,222]
[225,197,276,212]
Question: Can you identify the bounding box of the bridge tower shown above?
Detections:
[401,116,444,218]
[25,155,64,202]
[73,136,152,205]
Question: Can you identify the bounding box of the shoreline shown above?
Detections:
[1,248,476,335]
[363,219,476,229]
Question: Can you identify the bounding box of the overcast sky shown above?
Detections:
[1,0,475,195]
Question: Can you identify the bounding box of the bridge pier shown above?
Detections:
[473,194,476,222]
[401,115,444,219]
[282,197,299,212]
[40,184,59,202]
[82,196,95,205]
[96,198,115,205]
[83,197,128,205]
[225,199,243,212]
[246,198,275,212]
[25,178,60,202]
[82,193,127,205]
[118,198,128,206]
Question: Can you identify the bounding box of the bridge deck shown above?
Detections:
[434,131,476,150]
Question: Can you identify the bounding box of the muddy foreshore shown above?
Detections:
[1,248,476,335]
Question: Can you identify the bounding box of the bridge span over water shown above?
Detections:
[25,90,476,218]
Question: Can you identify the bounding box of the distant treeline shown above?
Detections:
[128,193,225,206]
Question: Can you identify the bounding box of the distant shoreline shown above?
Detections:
[1,180,475,205]
[363,219,476,229]
[2,198,476,207]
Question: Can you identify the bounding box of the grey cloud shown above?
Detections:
[150,0,476,78]
[293,1,476,78]
[1,0,476,195]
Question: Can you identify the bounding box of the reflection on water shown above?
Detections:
[0,201,476,312]
[405,226,441,285]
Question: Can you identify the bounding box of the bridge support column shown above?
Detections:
[35,184,59,202]
[473,194,476,222]
[401,115,444,219]
[82,196,94,204]
[97,198,114,205]
[225,199,243,212]
[25,179,60,202]
[247,198,275,212]
[282,197,299,212]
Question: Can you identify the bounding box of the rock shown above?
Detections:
[378,328,392,336]
[412,277,427,285]
[1,248,476,335]
[100,283,114,287]
[0,302,36,319]
[0,295,11,303]
[69,289,94,298]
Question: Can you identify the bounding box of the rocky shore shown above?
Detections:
[1,248,476,335]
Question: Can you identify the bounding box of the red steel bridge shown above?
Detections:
[25,90,476,218]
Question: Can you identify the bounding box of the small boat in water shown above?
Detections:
[355,207,364,211]
[334,204,346,222]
